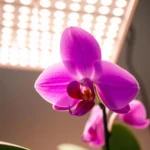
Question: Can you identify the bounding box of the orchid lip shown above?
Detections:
[67,78,95,102]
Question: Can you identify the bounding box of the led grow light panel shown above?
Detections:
[0,0,138,70]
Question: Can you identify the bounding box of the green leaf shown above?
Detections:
[0,141,29,150]
[109,123,141,150]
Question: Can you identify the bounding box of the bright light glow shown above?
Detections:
[19,6,30,14]
[9,47,19,66]
[40,9,51,16]
[1,39,11,46]
[20,0,32,5]
[67,20,79,26]
[68,12,79,20]
[94,23,106,30]
[93,30,104,37]
[86,0,97,4]
[55,1,66,10]
[2,27,13,34]
[99,6,110,14]
[41,32,51,39]
[82,14,93,22]
[29,31,40,38]
[116,0,127,8]
[110,17,121,24]
[70,3,81,11]
[72,0,81,2]
[18,14,29,22]
[0,0,138,69]
[3,12,14,20]
[29,50,39,67]
[104,38,115,45]
[54,11,65,19]
[40,24,50,31]
[53,18,64,26]
[3,4,15,12]
[52,26,63,34]
[40,51,51,68]
[113,8,124,16]
[2,33,12,40]
[81,22,92,28]
[3,20,14,27]
[96,16,108,23]
[30,15,39,23]
[18,22,28,29]
[101,0,112,6]
[19,49,29,66]
[52,25,63,34]
[32,8,39,15]
[40,17,50,24]
[108,24,119,32]
[4,0,15,3]
[84,5,95,13]
[0,47,9,64]
[40,0,51,8]
[106,31,117,38]
[30,23,39,30]
[17,29,27,36]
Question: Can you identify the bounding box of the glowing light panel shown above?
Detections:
[0,0,139,70]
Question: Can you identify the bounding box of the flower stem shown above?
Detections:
[99,103,109,150]
[94,85,109,150]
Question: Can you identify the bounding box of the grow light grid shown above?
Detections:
[0,0,138,70]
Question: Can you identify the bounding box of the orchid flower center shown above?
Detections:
[80,84,94,101]
[67,78,95,101]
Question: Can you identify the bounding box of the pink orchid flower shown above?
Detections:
[118,100,150,128]
[81,105,105,147]
[82,100,149,147]
[35,27,139,116]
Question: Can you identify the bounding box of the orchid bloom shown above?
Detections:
[35,27,139,116]
[118,100,150,128]
[82,101,149,147]
[81,105,105,147]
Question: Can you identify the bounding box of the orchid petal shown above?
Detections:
[96,61,139,111]
[52,96,78,111]
[35,63,78,108]
[60,27,101,79]
[81,105,104,147]
[111,105,130,114]
[67,81,82,99]
[69,100,94,116]
[118,100,150,128]
[53,105,69,111]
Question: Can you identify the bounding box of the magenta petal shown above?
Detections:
[69,100,94,116]
[93,60,102,80]
[67,81,82,99]
[60,27,101,78]
[53,105,70,111]
[35,63,77,107]
[96,60,139,110]
[81,105,104,147]
[53,96,78,111]
[111,105,130,114]
[118,100,150,128]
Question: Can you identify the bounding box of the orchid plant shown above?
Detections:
[34,27,149,150]
[1,27,149,150]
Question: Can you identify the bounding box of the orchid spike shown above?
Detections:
[35,27,139,116]
[118,100,150,128]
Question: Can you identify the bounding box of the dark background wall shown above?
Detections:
[0,0,150,150]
